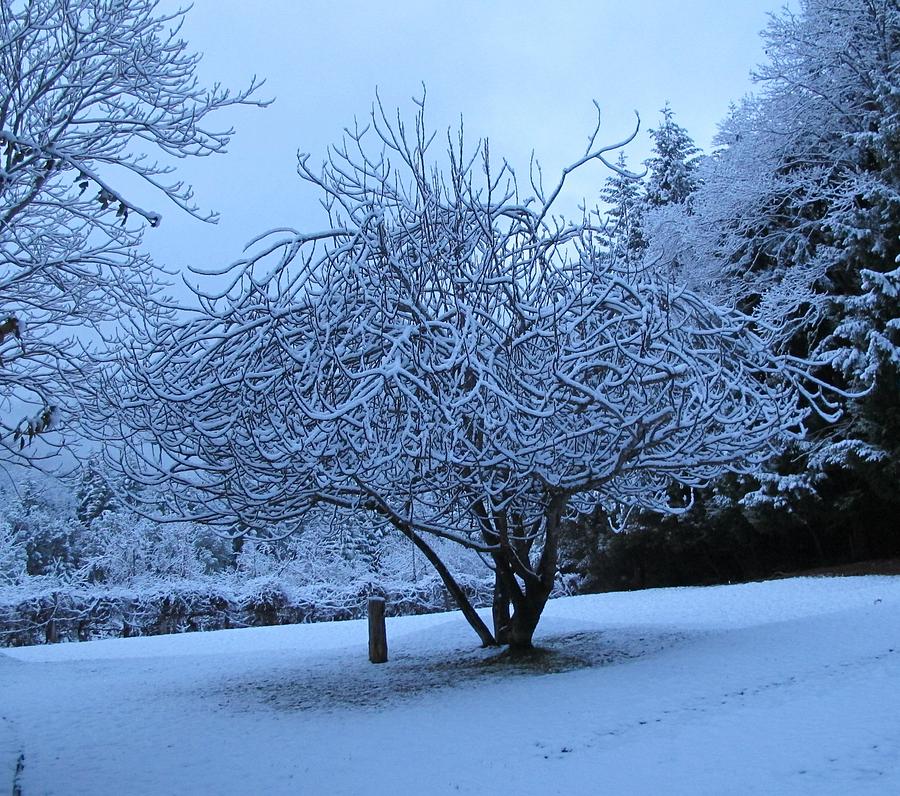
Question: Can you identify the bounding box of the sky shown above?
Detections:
[141,0,792,293]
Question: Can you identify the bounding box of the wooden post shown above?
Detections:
[368,596,388,664]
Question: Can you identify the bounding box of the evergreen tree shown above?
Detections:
[644,104,700,208]
[572,1,900,592]
[721,0,899,551]
[74,456,118,527]
[599,152,647,269]
[640,106,703,285]
[0,477,80,576]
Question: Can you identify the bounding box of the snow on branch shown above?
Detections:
[104,98,834,537]
[0,0,268,466]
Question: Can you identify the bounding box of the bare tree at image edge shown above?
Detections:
[0,0,268,467]
[104,99,842,652]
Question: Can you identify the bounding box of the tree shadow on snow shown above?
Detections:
[216,627,689,714]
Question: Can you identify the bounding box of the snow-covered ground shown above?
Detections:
[2,576,899,795]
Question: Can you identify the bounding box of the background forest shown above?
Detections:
[1,0,898,646]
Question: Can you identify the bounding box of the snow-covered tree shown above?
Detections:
[644,104,700,209]
[80,512,207,583]
[73,455,117,527]
[719,6,895,470]
[637,106,705,288]
[692,0,899,312]
[102,99,838,651]
[0,515,28,585]
[599,152,646,270]
[0,0,266,466]
[0,476,79,576]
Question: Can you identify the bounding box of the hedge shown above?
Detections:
[0,575,495,647]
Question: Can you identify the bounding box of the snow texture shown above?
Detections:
[2,575,899,794]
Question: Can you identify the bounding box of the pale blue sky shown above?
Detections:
[143,0,791,288]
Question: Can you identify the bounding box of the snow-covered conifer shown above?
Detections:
[656,0,900,563]
[638,107,705,287]
[644,104,700,209]
[599,152,647,270]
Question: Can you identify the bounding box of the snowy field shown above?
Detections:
[2,576,899,795]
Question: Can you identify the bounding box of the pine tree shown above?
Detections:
[640,106,703,285]
[578,1,900,588]
[599,152,647,268]
[74,456,118,527]
[644,104,700,208]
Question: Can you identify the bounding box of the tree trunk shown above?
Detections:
[804,521,827,567]
[500,492,567,653]
[492,571,511,645]
[507,601,542,653]
[231,531,245,569]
